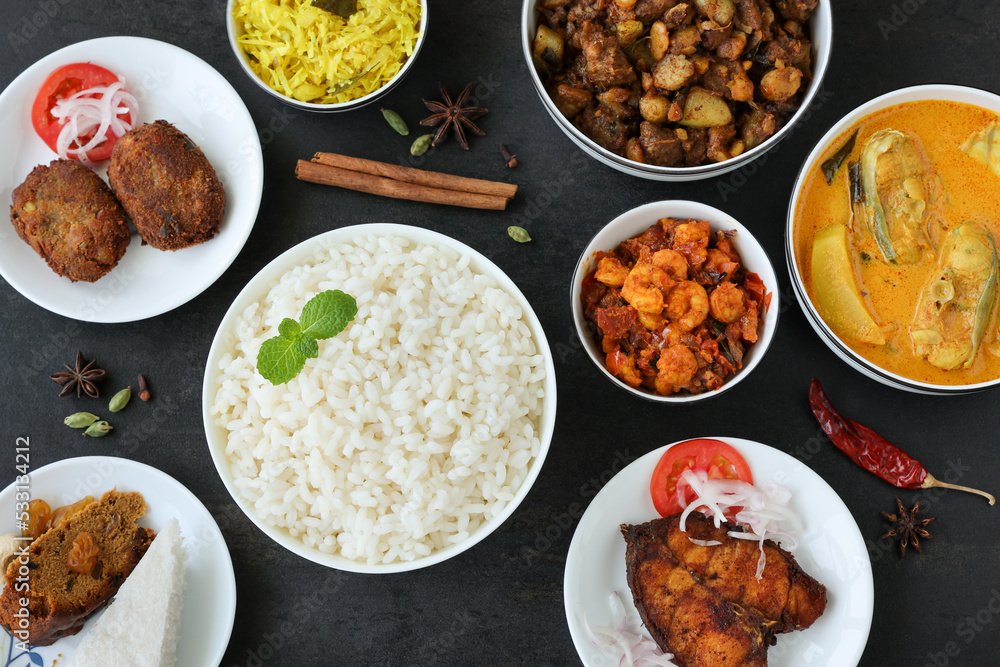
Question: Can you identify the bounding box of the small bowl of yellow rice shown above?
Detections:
[227,0,427,112]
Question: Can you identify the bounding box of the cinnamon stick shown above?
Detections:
[311,152,518,201]
[295,160,511,211]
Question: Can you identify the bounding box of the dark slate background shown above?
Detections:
[2,1,999,665]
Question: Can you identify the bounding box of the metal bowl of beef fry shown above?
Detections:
[572,200,779,403]
[226,0,428,112]
[787,84,1000,394]
[522,0,832,181]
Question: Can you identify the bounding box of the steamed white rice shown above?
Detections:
[210,232,547,565]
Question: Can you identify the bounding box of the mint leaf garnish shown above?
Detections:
[278,318,301,337]
[258,335,307,385]
[256,289,357,385]
[293,336,319,359]
[300,289,358,339]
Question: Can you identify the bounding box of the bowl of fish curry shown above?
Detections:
[788,84,1000,393]
[574,200,778,402]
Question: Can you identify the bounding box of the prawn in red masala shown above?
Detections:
[580,217,770,396]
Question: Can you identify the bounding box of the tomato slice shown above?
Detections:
[30,62,133,162]
[649,438,754,517]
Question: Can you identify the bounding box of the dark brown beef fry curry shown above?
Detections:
[793,100,1000,385]
[532,0,818,167]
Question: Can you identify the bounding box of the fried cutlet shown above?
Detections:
[10,159,130,282]
[622,513,827,667]
[108,120,225,251]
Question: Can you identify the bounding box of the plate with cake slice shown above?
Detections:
[0,456,236,666]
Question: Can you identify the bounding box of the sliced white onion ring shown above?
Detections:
[584,591,677,667]
[50,78,139,165]
[677,469,802,578]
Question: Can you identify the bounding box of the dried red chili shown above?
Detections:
[808,379,995,504]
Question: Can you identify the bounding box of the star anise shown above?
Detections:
[882,498,935,558]
[50,351,107,398]
[420,83,488,150]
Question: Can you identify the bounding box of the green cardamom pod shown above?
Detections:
[381,108,409,136]
[64,412,100,429]
[109,386,131,413]
[83,420,113,438]
[410,133,435,157]
[508,226,532,243]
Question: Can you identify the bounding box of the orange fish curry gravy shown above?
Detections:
[581,218,769,396]
[793,100,1000,386]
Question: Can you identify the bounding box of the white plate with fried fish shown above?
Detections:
[564,437,873,666]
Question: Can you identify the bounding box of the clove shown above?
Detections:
[138,374,152,402]
[500,144,518,168]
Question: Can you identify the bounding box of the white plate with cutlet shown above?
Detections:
[0,36,263,323]
[564,437,874,667]
[0,456,235,666]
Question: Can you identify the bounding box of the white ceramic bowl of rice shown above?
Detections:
[202,223,556,573]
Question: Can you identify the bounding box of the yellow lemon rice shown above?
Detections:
[233,0,422,104]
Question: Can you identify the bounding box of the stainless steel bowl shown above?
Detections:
[521,0,832,181]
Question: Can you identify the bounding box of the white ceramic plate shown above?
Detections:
[202,222,557,573]
[0,456,236,666]
[0,36,264,323]
[564,437,873,666]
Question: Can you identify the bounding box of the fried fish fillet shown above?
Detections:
[622,513,827,666]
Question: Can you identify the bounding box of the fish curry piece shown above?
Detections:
[848,128,938,265]
[911,221,998,370]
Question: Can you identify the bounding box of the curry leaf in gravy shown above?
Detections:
[539,47,561,70]
[821,130,858,185]
[718,338,734,364]
[314,0,358,19]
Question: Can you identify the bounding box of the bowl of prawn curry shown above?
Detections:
[788,85,1000,393]
[573,200,778,402]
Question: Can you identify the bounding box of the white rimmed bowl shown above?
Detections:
[571,200,780,403]
[521,1,832,181]
[226,0,428,112]
[786,84,1000,395]
[202,223,557,573]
